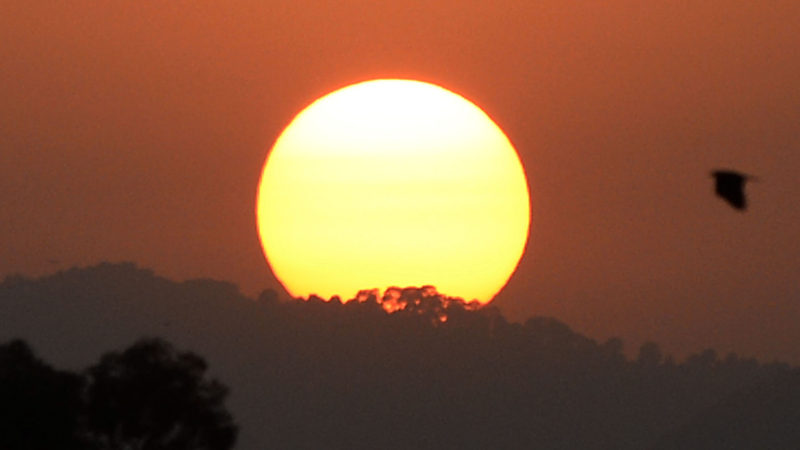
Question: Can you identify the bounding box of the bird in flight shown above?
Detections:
[711,169,755,211]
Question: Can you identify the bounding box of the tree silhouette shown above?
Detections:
[0,340,86,449]
[84,338,237,450]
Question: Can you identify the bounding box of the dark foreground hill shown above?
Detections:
[1,263,797,449]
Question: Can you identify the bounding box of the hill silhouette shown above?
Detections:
[653,369,800,449]
[1,262,797,449]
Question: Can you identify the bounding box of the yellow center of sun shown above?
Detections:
[256,79,530,303]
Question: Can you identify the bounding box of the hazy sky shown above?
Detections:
[2,1,799,362]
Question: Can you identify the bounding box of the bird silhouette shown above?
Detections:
[711,169,754,211]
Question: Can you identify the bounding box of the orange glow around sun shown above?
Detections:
[256,79,530,303]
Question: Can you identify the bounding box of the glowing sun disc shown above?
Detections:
[256,79,530,303]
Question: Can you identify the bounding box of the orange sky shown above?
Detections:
[2,0,799,362]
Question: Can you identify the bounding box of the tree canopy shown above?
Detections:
[0,338,236,450]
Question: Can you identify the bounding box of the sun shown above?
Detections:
[256,79,530,304]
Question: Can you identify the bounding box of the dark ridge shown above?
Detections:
[1,262,796,449]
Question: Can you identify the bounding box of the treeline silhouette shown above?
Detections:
[1,263,799,449]
[0,338,237,449]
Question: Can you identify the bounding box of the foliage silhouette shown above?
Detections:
[0,336,236,450]
[0,340,87,449]
[85,338,237,450]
